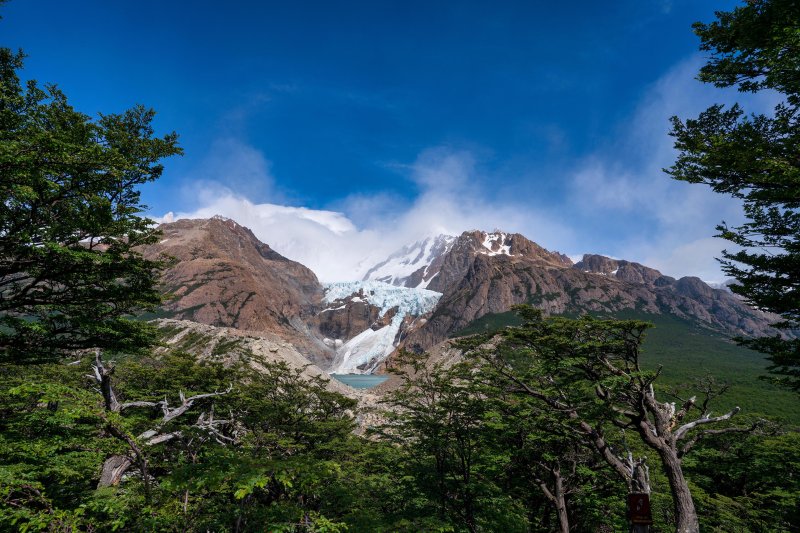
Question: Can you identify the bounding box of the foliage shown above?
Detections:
[0,352,387,532]
[382,347,628,532]
[2,323,799,531]
[457,308,800,423]
[0,47,181,363]
[381,351,529,532]
[685,427,800,532]
[455,305,767,532]
[666,0,800,391]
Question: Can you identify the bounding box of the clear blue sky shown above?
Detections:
[4,1,753,281]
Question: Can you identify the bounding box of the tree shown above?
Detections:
[458,307,757,533]
[383,348,627,533]
[0,47,182,363]
[381,351,528,533]
[666,0,800,392]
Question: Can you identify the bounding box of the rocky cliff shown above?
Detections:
[140,216,330,357]
[399,231,777,353]
[143,218,780,376]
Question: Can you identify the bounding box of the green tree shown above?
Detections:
[458,306,755,533]
[666,0,800,392]
[382,351,528,533]
[0,47,181,363]
[684,427,800,531]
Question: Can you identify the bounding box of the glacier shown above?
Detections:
[323,280,443,374]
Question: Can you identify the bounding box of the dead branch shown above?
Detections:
[674,406,741,441]
[679,420,764,457]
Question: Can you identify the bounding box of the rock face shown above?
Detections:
[311,290,383,342]
[575,254,668,285]
[152,319,388,432]
[140,216,330,358]
[153,318,352,395]
[143,218,780,376]
[315,281,442,374]
[399,231,778,354]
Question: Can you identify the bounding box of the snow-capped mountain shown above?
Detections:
[362,234,455,289]
[320,281,442,374]
[398,230,774,354]
[144,218,782,378]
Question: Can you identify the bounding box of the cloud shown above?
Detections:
[182,137,278,205]
[161,54,780,284]
[409,148,476,192]
[166,146,576,282]
[565,55,778,281]
[642,237,737,285]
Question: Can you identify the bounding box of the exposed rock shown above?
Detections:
[312,298,382,341]
[140,217,331,360]
[399,233,780,354]
[142,218,781,380]
[153,319,386,432]
[153,319,351,395]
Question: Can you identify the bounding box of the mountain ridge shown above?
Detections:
[144,217,781,375]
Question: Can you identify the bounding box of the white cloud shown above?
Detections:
[642,237,738,284]
[166,147,576,282]
[184,138,279,204]
[409,147,476,192]
[566,55,778,282]
[160,54,778,285]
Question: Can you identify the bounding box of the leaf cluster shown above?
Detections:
[0,48,182,363]
[667,0,800,391]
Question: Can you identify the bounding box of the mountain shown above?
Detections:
[398,230,777,354]
[362,234,455,288]
[142,217,440,371]
[140,216,329,356]
[143,218,780,378]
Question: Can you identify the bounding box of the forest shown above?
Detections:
[1,1,798,531]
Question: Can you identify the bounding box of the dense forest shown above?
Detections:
[1,1,798,531]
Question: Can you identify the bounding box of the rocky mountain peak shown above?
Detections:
[458,230,573,267]
[140,216,782,378]
[140,217,328,357]
[574,254,672,286]
[162,216,288,264]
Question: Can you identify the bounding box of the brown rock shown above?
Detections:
[140,216,330,360]
[400,233,781,354]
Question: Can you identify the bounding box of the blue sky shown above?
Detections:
[5,1,764,281]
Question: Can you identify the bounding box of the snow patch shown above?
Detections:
[363,235,455,288]
[479,231,512,256]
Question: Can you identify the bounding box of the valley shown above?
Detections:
[139,215,793,423]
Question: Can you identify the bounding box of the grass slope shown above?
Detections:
[454,309,798,424]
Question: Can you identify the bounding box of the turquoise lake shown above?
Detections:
[331,374,389,389]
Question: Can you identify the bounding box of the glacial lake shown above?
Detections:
[331,374,389,389]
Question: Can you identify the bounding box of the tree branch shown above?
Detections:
[674,406,741,441]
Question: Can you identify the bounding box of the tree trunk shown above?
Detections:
[554,473,570,533]
[97,454,132,488]
[538,468,570,533]
[659,448,699,533]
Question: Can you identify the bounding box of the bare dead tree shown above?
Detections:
[90,350,233,499]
